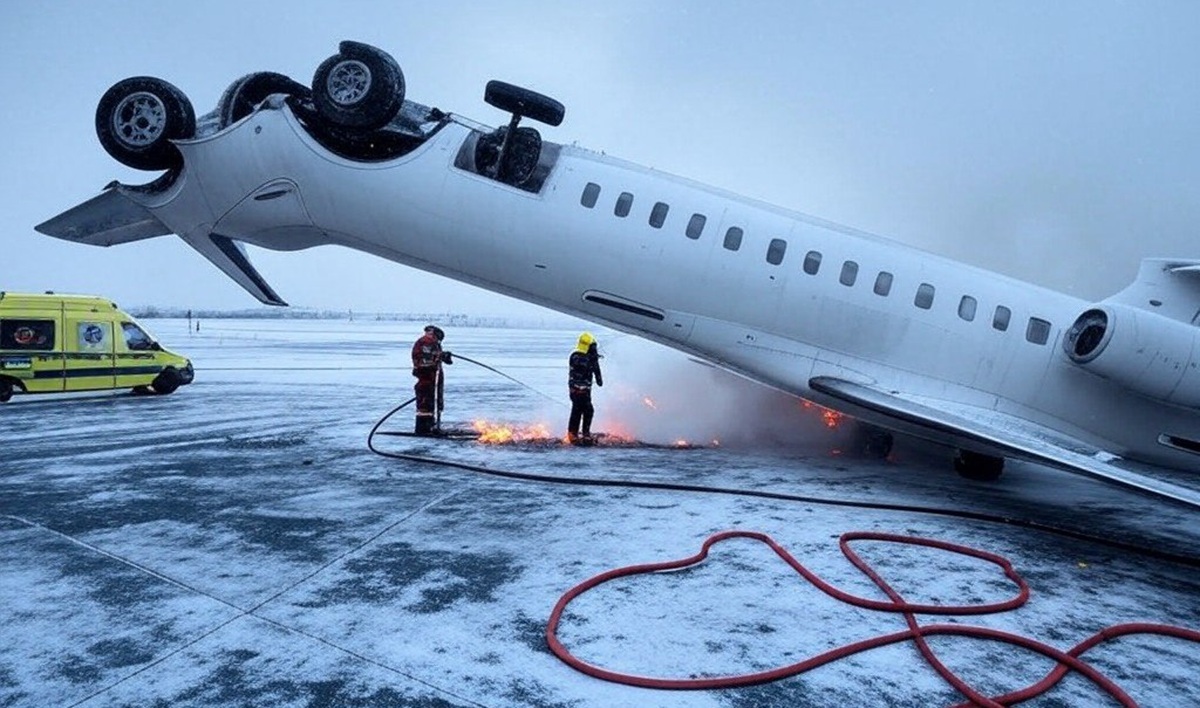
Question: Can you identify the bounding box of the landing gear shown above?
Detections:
[850,423,894,459]
[95,76,196,170]
[218,71,311,128]
[954,449,1004,481]
[311,41,404,130]
[475,80,564,187]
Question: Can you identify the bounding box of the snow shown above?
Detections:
[1,319,1198,707]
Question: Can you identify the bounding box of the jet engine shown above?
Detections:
[1063,304,1200,408]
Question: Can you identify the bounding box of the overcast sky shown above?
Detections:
[3,1,1199,315]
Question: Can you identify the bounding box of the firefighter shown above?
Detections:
[567,331,603,444]
[411,325,453,435]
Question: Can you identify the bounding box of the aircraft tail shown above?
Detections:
[35,186,171,247]
[36,187,288,307]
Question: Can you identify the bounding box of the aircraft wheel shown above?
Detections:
[954,449,1004,481]
[0,378,13,403]
[151,368,180,395]
[484,80,565,126]
[311,41,404,131]
[475,126,542,185]
[95,76,195,171]
[850,423,894,459]
[219,71,311,128]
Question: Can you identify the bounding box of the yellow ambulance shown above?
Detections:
[0,292,193,402]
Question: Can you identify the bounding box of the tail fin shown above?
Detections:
[181,233,287,306]
[36,187,287,306]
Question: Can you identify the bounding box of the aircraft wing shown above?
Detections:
[808,376,1200,509]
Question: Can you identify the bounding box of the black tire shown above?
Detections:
[96,76,196,170]
[151,368,180,395]
[475,126,542,185]
[311,41,404,131]
[850,423,894,459]
[954,449,1004,481]
[484,80,565,127]
[0,379,13,403]
[218,71,311,128]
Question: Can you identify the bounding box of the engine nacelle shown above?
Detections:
[1063,304,1200,408]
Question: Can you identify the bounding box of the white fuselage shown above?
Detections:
[144,105,1200,471]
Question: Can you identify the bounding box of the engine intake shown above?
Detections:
[1063,304,1200,408]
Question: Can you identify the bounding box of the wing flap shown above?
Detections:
[809,376,1200,509]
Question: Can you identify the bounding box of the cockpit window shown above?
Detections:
[122,322,154,351]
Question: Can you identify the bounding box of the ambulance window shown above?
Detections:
[122,322,153,351]
[840,261,859,286]
[1,319,55,350]
[766,238,787,265]
[915,283,935,309]
[686,213,706,239]
[580,182,600,208]
[649,202,669,228]
[993,305,1011,332]
[874,271,893,296]
[1026,317,1051,345]
[803,251,822,275]
[723,227,743,251]
[958,295,977,322]
[615,192,633,217]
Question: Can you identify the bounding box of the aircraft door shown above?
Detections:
[65,319,115,392]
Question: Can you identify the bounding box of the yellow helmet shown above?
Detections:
[575,331,595,353]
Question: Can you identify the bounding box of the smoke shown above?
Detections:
[586,335,849,449]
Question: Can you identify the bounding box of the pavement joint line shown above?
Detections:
[5,488,488,708]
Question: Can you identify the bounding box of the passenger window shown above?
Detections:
[766,239,787,265]
[686,213,706,239]
[803,251,822,275]
[581,182,600,208]
[958,295,977,322]
[649,202,669,229]
[1,318,55,350]
[993,305,1011,332]
[615,192,633,218]
[873,271,893,296]
[1026,317,1051,345]
[914,283,935,309]
[122,322,154,351]
[839,261,859,286]
[723,227,743,251]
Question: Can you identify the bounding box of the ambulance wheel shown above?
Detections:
[218,71,311,128]
[96,76,196,171]
[311,41,404,131]
[954,449,1004,481]
[0,379,13,403]
[151,369,180,395]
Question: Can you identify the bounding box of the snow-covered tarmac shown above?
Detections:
[2,319,1198,707]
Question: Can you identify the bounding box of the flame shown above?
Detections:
[472,419,554,444]
[801,400,845,429]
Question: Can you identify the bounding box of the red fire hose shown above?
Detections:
[546,530,1200,706]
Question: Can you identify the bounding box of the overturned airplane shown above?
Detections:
[37,41,1200,508]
